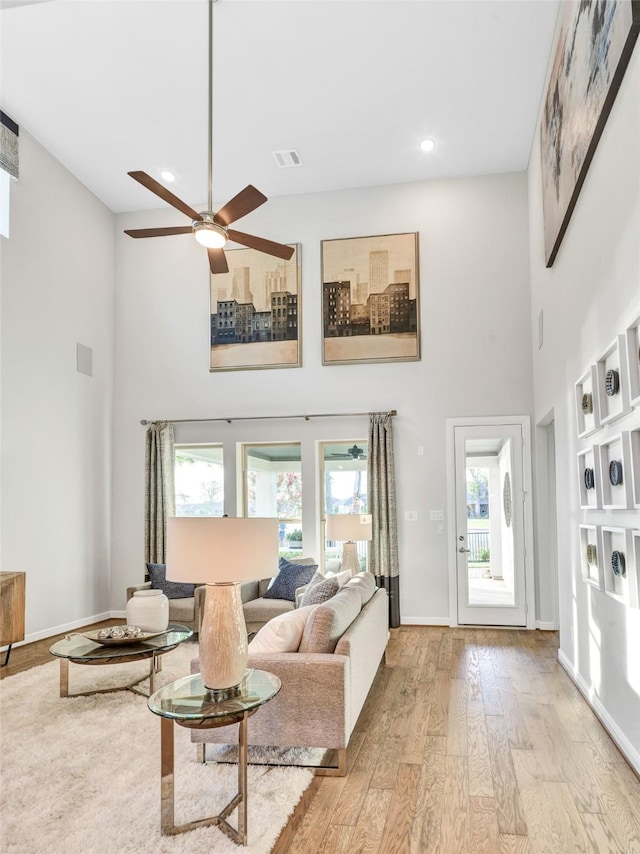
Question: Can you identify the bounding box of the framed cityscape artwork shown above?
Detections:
[209,244,301,371]
[321,232,420,366]
[540,0,640,267]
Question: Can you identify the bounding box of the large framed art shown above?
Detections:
[321,232,420,366]
[209,244,300,371]
[540,0,640,267]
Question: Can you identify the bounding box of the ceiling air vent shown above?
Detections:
[272,149,303,168]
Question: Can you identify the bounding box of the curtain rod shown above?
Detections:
[140,410,397,426]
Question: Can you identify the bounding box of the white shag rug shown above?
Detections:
[0,642,315,854]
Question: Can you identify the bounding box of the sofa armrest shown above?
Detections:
[189,652,350,749]
[126,582,151,601]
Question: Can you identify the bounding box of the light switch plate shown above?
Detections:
[430,510,444,521]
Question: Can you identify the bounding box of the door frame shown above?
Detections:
[445,415,536,630]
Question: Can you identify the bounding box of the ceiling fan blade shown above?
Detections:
[208,248,229,275]
[214,185,268,226]
[128,171,202,222]
[124,226,193,239]
[228,229,295,260]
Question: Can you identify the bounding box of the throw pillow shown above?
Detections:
[248,605,318,653]
[278,556,316,571]
[299,575,339,607]
[146,563,195,600]
[264,561,318,602]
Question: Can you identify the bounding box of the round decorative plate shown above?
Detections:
[609,460,623,486]
[83,628,163,645]
[586,544,597,566]
[611,551,626,578]
[584,467,595,490]
[581,393,593,415]
[605,368,620,396]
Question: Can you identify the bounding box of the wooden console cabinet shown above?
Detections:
[1,571,26,666]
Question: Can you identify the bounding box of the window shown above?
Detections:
[243,443,302,554]
[174,445,224,516]
[320,441,368,572]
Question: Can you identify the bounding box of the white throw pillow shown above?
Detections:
[325,569,352,588]
[248,604,319,653]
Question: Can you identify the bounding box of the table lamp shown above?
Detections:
[325,513,373,576]
[166,516,278,699]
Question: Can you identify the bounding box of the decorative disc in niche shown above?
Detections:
[581,393,593,415]
[605,368,620,396]
[586,543,597,566]
[611,550,626,577]
[584,467,595,490]
[503,472,512,527]
[609,460,623,486]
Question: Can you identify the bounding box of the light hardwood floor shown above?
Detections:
[275,626,640,854]
[3,624,639,853]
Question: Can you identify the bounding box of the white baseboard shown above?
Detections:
[557,649,640,775]
[400,617,450,626]
[536,621,558,630]
[0,611,122,652]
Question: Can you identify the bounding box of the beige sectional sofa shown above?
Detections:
[190,572,389,775]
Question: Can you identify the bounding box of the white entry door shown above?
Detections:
[452,423,529,627]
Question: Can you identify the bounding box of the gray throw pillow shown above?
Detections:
[299,575,339,607]
[146,563,195,600]
[263,561,318,602]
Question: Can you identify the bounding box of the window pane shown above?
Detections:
[244,444,302,555]
[321,441,368,572]
[175,445,224,516]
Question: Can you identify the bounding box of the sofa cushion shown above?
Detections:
[264,560,318,602]
[243,597,295,625]
[248,604,318,653]
[299,575,339,607]
[165,596,196,624]
[146,563,195,600]
[299,585,362,654]
[345,571,377,606]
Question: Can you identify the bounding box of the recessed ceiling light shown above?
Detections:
[419,139,435,153]
[160,170,175,182]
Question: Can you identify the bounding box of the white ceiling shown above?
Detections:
[0,0,560,215]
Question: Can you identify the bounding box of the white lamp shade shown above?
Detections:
[325,513,372,542]
[166,517,279,583]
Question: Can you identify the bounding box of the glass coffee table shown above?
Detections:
[148,668,281,845]
[49,624,193,698]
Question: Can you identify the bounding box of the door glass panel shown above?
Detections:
[320,441,368,572]
[174,445,224,516]
[465,437,515,607]
[244,443,302,556]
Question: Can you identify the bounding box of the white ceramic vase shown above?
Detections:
[126,589,169,632]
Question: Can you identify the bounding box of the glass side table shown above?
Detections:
[148,669,281,846]
[49,624,193,698]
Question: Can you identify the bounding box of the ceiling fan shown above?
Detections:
[123,0,294,276]
[330,445,367,461]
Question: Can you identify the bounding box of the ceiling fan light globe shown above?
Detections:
[194,220,227,249]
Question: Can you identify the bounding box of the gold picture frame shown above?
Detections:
[209,244,301,371]
[321,232,420,366]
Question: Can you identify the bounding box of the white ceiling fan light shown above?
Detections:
[193,217,227,249]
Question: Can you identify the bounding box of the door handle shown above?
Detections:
[458,547,470,553]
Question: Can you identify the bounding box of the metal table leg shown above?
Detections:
[160,713,249,845]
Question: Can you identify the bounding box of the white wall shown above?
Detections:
[1,130,115,639]
[112,171,536,625]
[528,46,640,765]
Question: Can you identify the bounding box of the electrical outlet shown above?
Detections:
[429,510,444,521]
[404,510,418,521]
[437,524,444,535]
